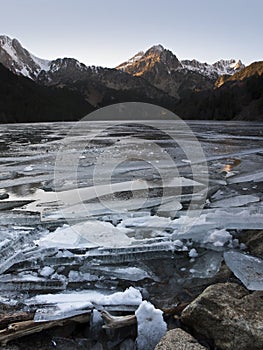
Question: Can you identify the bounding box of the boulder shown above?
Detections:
[155,328,206,350]
[181,282,263,350]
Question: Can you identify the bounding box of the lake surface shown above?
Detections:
[0,119,262,313]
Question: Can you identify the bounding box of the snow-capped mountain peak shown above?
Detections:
[212,59,245,75]
[180,58,245,79]
[0,35,51,79]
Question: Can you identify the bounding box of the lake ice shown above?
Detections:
[0,119,262,318]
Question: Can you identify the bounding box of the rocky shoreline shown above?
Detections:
[0,229,262,350]
[155,229,263,350]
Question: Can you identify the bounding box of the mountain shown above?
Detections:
[175,62,263,121]
[0,35,50,79]
[0,36,177,111]
[215,61,263,87]
[0,62,94,123]
[36,58,177,110]
[116,45,244,98]
[0,35,261,122]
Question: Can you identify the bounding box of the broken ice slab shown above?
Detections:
[37,220,134,248]
[68,270,99,283]
[25,176,204,216]
[40,207,152,224]
[0,273,67,292]
[224,251,263,291]
[27,286,142,322]
[173,207,263,236]
[10,251,84,274]
[7,247,59,273]
[210,194,260,208]
[0,251,26,275]
[0,210,41,226]
[82,265,156,282]
[0,200,35,211]
[0,233,37,274]
[40,196,182,224]
[205,208,263,230]
[0,173,54,189]
[184,251,223,279]
[228,170,263,184]
[83,242,177,265]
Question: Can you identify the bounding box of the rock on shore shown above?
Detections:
[155,328,206,350]
[181,282,263,350]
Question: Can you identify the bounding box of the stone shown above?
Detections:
[239,230,263,258]
[181,282,263,350]
[154,328,206,350]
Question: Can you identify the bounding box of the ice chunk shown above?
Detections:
[85,241,175,265]
[68,270,98,282]
[189,248,198,258]
[37,220,133,248]
[0,200,34,211]
[228,171,263,184]
[224,251,263,290]
[118,215,173,229]
[28,286,142,321]
[135,300,167,350]
[0,251,25,274]
[0,273,66,292]
[23,165,34,172]
[185,251,223,279]
[204,229,232,247]
[210,195,260,208]
[86,266,154,282]
[39,266,55,277]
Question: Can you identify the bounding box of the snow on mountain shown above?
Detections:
[180,58,245,79]
[117,44,245,81]
[212,59,245,75]
[31,53,50,72]
[0,35,100,84]
[0,35,51,79]
[0,36,246,99]
[117,51,144,71]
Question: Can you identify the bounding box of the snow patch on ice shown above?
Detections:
[135,300,167,350]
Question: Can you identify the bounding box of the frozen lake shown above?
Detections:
[0,118,263,315]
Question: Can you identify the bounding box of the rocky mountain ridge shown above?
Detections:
[116,44,245,97]
[0,35,245,101]
[0,35,262,122]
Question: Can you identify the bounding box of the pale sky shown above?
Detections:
[1,0,262,67]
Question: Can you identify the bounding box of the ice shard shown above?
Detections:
[224,251,263,290]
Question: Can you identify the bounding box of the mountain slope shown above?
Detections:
[0,35,50,79]
[0,36,177,113]
[36,59,177,109]
[0,63,94,123]
[0,35,261,123]
[116,45,244,98]
[175,64,263,121]
[215,61,263,87]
